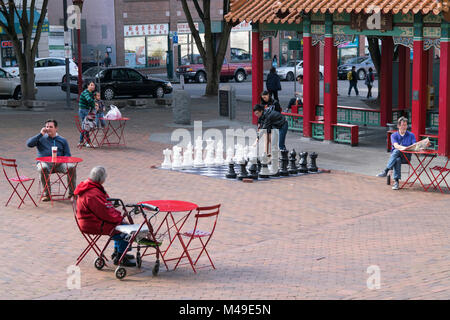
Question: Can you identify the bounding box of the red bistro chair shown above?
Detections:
[75,115,97,149]
[72,195,113,269]
[0,157,37,209]
[174,204,221,273]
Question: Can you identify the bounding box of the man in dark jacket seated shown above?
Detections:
[74,166,136,267]
[253,104,289,151]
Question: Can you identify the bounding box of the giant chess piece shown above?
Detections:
[182,143,194,169]
[278,149,289,176]
[225,160,237,179]
[233,144,244,163]
[248,156,258,180]
[257,158,262,173]
[204,139,216,167]
[308,152,318,172]
[237,159,249,180]
[193,137,204,167]
[269,130,280,176]
[171,146,183,169]
[161,148,172,169]
[288,149,298,174]
[298,151,308,173]
[258,153,271,178]
[225,147,234,165]
[215,140,225,166]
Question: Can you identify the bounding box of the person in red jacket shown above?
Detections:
[74,166,136,267]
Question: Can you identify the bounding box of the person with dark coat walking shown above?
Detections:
[347,66,359,96]
[266,67,282,102]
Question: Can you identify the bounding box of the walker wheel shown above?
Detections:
[115,266,127,280]
[136,252,142,268]
[94,257,105,270]
[152,260,160,276]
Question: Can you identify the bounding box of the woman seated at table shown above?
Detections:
[376,117,429,190]
[74,166,136,267]
[26,119,76,201]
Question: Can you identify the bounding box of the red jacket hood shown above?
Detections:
[74,179,105,196]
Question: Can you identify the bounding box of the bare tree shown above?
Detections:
[180,0,233,96]
[0,0,49,101]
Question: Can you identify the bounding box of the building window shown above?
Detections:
[147,35,167,68]
[178,33,205,65]
[230,31,250,61]
[263,38,271,60]
[124,37,146,68]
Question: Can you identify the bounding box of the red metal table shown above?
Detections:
[138,200,198,271]
[36,156,83,204]
[400,149,438,191]
[97,117,129,147]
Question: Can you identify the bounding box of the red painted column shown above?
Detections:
[439,40,450,157]
[380,37,393,126]
[411,39,427,139]
[251,32,264,125]
[302,36,315,137]
[313,44,320,107]
[323,37,337,141]
[398,46,410,110]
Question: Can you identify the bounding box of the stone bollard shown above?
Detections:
[173,90,191,125]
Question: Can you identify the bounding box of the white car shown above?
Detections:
[0,67,23,99]
[265,60,324,81]
[4,57,78,84]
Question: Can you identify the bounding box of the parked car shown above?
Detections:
[0,67,22,99]
[6,57,78,84]
[264,60,324,81]
[337,56,376,80]
[61,66,172,100]
[176,58,251,83]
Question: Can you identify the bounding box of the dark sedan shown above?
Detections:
[61,66,173,100]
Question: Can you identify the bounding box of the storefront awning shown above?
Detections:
[0,10,49,35]
[225,0,447,25]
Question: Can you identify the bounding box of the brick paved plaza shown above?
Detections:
[0,100,449,300]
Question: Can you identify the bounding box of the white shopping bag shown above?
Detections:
[105,105,122,120]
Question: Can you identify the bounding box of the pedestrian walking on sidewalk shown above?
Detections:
[347,66,359,96]
[266,67,282,102]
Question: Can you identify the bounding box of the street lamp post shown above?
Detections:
[73,0,84,96]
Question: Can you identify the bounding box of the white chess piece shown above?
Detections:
[172,145,183,169]
[215,140,225,166]
[259,152,271,177]
[225,147,234,164]
[233,144,244,163]
[269,129,280,175]
[161,148,172,169]
[182,143,193,169]
[204,139,216,167]
[194,137,204,167]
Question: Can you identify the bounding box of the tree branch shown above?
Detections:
[31,0,48,57]
[180,0,206,59]
[192,0,204,22]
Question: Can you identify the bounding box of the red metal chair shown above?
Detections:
[72,195,112,269]
[0,157,37,209]
[74,115,98,149]
[173,204,221,273]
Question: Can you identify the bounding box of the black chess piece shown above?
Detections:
[248,162,259,180]
[225,161,237,179]
[298,151,308,173]
[288,149,298,174]
[308,152,318,172]
[237,160,249,180]
[278,149,289,176]
[257,159,262,173]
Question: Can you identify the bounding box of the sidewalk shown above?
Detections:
[0,96,449,300]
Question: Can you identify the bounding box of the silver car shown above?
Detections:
[264,60,324,81]
[0,68,22,99]
[338,56,377,80]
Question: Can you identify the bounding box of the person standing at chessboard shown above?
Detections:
[253,104,288,152]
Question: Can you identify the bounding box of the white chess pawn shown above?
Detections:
[215,140,225,166]
[204,139,216,167]
[172,145,183,169]
[225,147,234,164]
[194,137,204,167]
[182,143,193,169]
[161,148,172,169]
